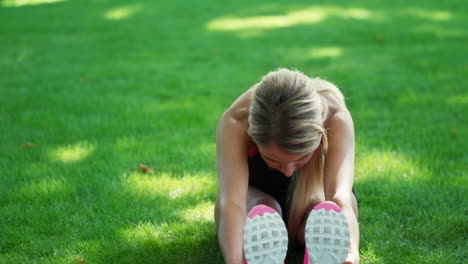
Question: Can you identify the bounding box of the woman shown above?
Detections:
[215,68,359,264]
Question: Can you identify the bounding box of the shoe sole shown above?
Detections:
[243,205,288,264]
[305,202,350,264]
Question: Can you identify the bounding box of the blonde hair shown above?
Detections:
[247,68,345,242]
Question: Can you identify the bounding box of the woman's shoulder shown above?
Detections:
[218,86,256,146]
[223,86,255,124]
[319,90,353,129]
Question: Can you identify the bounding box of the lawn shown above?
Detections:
[0,0,466,263]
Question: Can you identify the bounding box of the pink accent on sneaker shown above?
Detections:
[313,201,342,212]
[247,204,276,218]
[303,247,309,264]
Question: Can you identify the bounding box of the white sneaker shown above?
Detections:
[243,204,288,264]
[304,202,350,264]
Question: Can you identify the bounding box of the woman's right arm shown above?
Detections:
[216,107,250,264]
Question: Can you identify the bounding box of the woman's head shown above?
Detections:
[257,142,314,177]
[248,68,328,157]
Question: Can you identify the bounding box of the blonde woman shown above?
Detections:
[215,68,359,264]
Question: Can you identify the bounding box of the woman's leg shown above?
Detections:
[215,185,286,263]
[214,185,283,232]
[246,186,283,216]
[243,186,289,264]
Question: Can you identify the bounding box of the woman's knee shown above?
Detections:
[332,192,359,218]
[247,186,283,216]
[254,197,283,215]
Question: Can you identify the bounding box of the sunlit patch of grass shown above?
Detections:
[181,201,214,223]
[2,0,67,7]
[120,222,163,244]
[355,149,425,182]
[343,8,373,19]
[19,178,68,197]
[360,243,384,264]
[49,142,95,163]
[104,4,143,21]
[207,6,375,32]
[118,220,214,248]
[446,94,468,105]
[405,8,453,21]
[308,46,343,59]
[207,9,326,31]
[412,24,464,38]
[126,172,216,200]
[114,136,138,150]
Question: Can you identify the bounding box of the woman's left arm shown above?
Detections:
[324,109,360,264]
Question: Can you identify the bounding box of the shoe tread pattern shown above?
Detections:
[305,208,350,264]
[243,212,288,264]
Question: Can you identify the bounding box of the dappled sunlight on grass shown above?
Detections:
[308,46,343,59]
[397,93,431,105]
[181,201,214,223]
[114,136,138,149]
[114,220,219,264]
[343,8,373,19]
[118,220,214,248]
[405,8,453,21]
[360,244,384,263]
[446,94,468,105]
[2,0,67,7]
[356,149,425,182]
[399,93,467,106]
[104,4,143,21]
[120,222,163,244]
[49,141,95,163]
[207,7,375,32]
[412,24,464,38]
[207,9,325,31]
[19,178,68,196]
[126,172,216,200]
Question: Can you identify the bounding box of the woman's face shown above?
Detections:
[258,143,314,177]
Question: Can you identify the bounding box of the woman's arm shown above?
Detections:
[215,107,251,264]
[323,109,360,264]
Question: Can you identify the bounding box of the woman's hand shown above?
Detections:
[343,252,360,264]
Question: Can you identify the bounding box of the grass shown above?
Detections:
[0,0,466,263]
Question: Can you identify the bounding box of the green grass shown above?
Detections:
[0,0,466,263]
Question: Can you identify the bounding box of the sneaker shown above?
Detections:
[243,204,288,264]
[304,202,350,264]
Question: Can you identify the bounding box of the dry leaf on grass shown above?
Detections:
[139,163,153,173]
[74,258,86,263]
[376,34,385,43]
[21,142,37,148]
